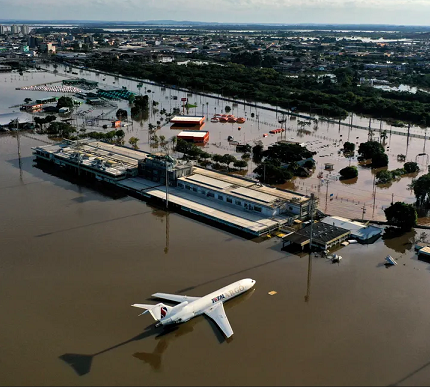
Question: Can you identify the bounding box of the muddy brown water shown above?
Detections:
[3,133,430,386]
[3,68,430,385]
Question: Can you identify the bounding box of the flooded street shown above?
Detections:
[2,129,430,386]
[3,68,430,385]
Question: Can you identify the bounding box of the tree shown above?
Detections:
[376,170,392,184]
[254,161,292,185]
[404,162,420,174]
[358,141,384,160]
[225,106,231,113]
[221,154,237,170]
[372,152,389,168]
[303,159,315,169]
[115,129,125,144]
[343,141,355,152]
[129,137,139,149]
[56,96,74,109]
[116,109,128,120]
[412,173,430,206]
[339,166,358,179]
[233,160,248,170]
[384,202,417,231]
[212,154,224,164]
[45,115,57,124]
[252,144,264,163]
[46,122,75,138]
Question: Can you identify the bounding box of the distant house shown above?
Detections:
[111,120,121,128]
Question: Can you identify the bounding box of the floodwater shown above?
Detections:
[29,63,430,222]
[3,133,430,386]
[2,65,430,224]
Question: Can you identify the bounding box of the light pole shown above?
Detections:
[305,193,315,303]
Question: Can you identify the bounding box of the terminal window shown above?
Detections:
[218,195,224,200]
[226,197,232,203]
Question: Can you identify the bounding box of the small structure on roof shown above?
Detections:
[324,163,334,171]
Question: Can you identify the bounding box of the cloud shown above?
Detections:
[1,0,430,24]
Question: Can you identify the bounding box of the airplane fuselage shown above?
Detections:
[156,279,255,327]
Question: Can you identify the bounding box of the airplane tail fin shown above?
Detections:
[131,303,172,321]
[58,353,93,376]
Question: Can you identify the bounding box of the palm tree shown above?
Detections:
[380,130,388,144]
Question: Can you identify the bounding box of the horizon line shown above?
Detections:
[0,19,428,28]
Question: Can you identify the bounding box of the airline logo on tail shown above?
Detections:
[160,306,168,319]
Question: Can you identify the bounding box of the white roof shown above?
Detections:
[322,216,365,231]
[171,116,204,123]
[177,130,208,138]
[183,174,232,189]
[231,186,278,204]
[322,216,382,240]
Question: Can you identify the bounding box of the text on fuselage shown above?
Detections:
[211,286,245,303]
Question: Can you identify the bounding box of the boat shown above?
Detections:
[228,117,237,123]
[236,117,246,123]
[331,254,342,263]
[385,255,397,265]
[219,117,228,123]
[269,128,285,134]
[211,117,219,122]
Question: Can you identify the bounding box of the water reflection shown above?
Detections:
[59,324,163,376]
[382,227,416,253]
[60,289,254,376]
[132,288,255,371]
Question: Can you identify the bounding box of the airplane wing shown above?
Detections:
[204,303,234,338]
[152,293,200,304]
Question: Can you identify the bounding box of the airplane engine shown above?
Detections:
[175,312,194,324]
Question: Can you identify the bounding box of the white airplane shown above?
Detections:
[132,278,256,338]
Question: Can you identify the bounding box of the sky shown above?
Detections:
[1,0,430,26]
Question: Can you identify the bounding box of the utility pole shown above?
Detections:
[164,211,170,255]
[325,179,329,213]
[305,193,315,303]
[361,204,366,221]
[165,156,169,209]
[15,118,22,180]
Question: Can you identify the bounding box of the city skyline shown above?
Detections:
[0,0,430,26]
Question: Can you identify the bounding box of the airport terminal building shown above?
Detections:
[33,140,317,236]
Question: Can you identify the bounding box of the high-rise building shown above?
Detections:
[11,25,19,34]
[0,25,6,34]
[21,25,29,35]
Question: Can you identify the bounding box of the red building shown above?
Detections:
[170,115,205,127]
[177,130,209,144]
